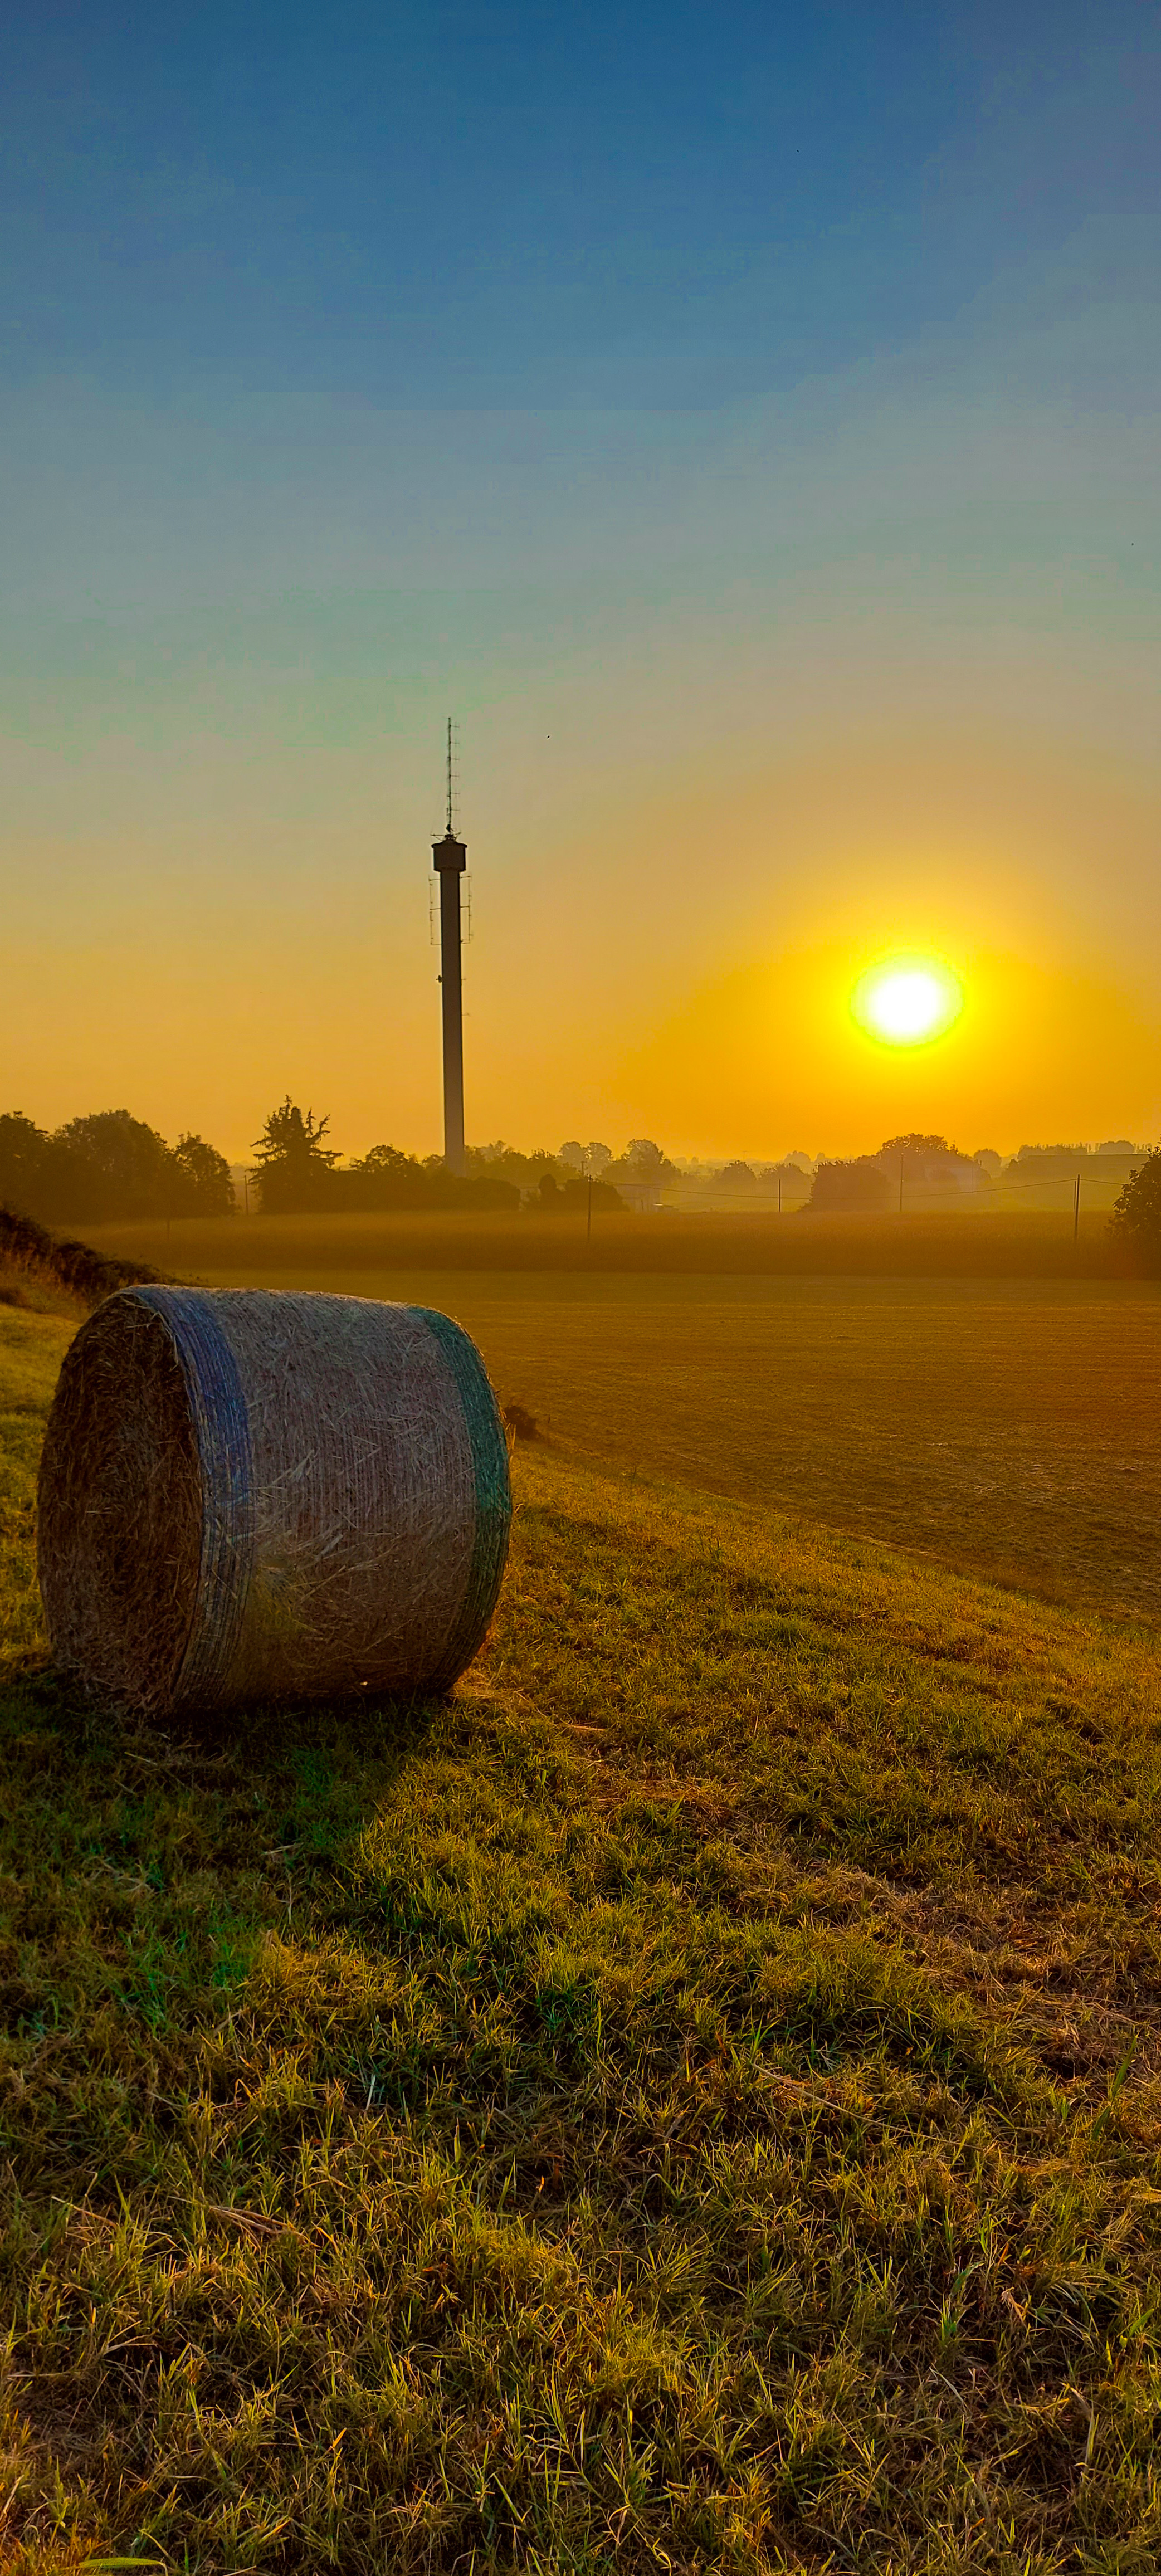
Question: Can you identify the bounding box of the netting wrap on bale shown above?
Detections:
[36,1286,511,1716]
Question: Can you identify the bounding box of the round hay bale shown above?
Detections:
[36,1286,511,1716]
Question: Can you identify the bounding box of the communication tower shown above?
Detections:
[431,718,467,1174]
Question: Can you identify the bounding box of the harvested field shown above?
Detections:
[424,1274,1160,1625]
[84,1228,1161,1621]
[86,1204,1135,1279]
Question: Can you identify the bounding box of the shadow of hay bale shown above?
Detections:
[0,1658,457,1906]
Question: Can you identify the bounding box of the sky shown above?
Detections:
[2,0,1159,1161]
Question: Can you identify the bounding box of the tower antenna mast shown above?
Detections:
[431,717,467,1175]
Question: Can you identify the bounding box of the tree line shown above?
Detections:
[252,1104,630,1214]
[0,1110,233,1225]
[7,1102,1154,1256]
[0,1101,640,1224]
[806,1131,1161,1262]
[807,1134,1150,1213]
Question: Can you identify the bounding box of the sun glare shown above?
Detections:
[851,958,963,1049]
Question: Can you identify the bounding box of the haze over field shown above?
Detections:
[3,3,1159,1158]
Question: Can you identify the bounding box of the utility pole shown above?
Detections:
[1074,1170,1081,1240]
[431,718,467,1176]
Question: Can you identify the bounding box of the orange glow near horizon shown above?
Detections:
[1,735,1159,1165]
[613,931,1160,1161]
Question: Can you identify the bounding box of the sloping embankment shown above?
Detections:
[0,1204,171,1308]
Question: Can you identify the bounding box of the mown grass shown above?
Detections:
[86,1206,1133,1281]
[0,1290,79,1684]
[3,1309,1161,2570]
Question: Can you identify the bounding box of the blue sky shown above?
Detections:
[6,2,1157,407]
[2,2,1159,1155]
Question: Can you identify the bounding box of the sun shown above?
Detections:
[851,956,964,1050]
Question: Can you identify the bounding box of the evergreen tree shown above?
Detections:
[252,1099,339,1213]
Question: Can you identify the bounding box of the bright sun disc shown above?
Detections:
[851,958,963,1048]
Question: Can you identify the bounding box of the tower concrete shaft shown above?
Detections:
[432,825,467,1174]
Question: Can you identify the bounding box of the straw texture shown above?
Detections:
[37,1286,511,1716]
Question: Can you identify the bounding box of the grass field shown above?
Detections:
[80,1220,1161,1624]
[3,1294,1161,2569]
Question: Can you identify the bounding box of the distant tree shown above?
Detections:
[878,1133,954,1167]
[252,1099,340,1213]
[808,1157,892,1213]
[0,1113,62,1221]
[355,1143,412,1174]
[466,1143,565,1191]
[173,1133,235,1215]
[719,1160,757,1189]
[340,1144,430,1211]
[606,1138,678,1187]
[558,1140,613,1178]
[1012,1143,1090,1163]
[1,1106,237,1223]
[53,1110,182,1221]
[1110,1149,1160,1268]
